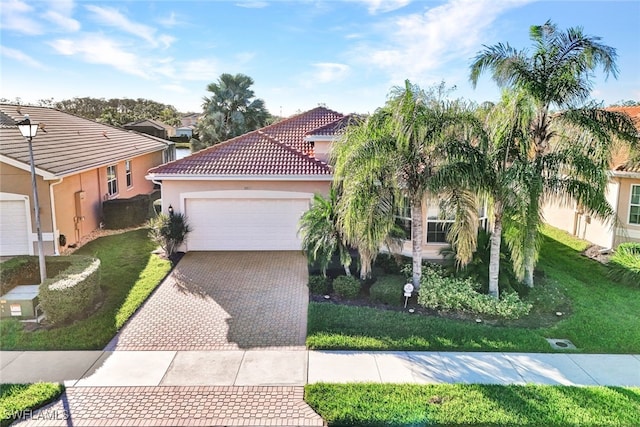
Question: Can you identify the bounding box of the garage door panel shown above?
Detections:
[0,199,30,256]
[185,197,309,251]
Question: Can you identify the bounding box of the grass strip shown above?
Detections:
[0,383,64,427]
[307,226,640,353]
[0,229,171,350]
[305,383,640,426]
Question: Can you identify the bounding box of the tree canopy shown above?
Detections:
[193,73,270,152]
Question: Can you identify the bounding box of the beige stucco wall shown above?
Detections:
[1,150,164,255]
[543,176,640,248]
[158,179,332,216]
[0,162,55,254]
[614,176,640,245]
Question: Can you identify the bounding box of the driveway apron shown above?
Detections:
[106,251,309,351]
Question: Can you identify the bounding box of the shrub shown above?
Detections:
[369,275,406,306]
[38,256,101,324]
[333,275,361,299]
[308,275,330,295]
[607,243,640,287]
[417,265,531,319]
[373,254,406,275]
[148,212,191,258]
[102,194,151,229]
[0,257,71,296]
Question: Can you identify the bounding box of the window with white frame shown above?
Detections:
[394,196,412,239]
[630,185,640,225]
[107,165,117,196]
[125,160,133,188]
[425,199,453,243]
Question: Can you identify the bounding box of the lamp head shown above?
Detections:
[17,114,39,139]
[168,205,174,216]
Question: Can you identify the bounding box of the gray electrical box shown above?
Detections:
[0,285,40,319]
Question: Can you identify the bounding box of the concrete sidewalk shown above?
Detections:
[2,350,640,387]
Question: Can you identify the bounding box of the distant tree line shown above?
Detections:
[0,96,185,128]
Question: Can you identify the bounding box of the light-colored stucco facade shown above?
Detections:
[0,151,162,255]
[543,173,640,249]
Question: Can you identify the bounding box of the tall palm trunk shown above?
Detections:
[488,201,503,298]
[522,188,541,287]
[411,198,423,290]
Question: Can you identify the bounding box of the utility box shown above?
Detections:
[0,285,40,319]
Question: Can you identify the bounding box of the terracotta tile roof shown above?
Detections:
[306,114,361,137]
[149,107,344,177]
[0,104,170,177]
[260,107,343,153]
[607,106,640,129]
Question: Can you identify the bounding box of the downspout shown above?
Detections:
[152,179,163,214]
[49,178,64,255]
[607,177,622,251]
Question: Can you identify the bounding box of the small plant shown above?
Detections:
[369,275,405,306]
[308,275,330,295]
[148,212,191,258]
[417,265,531,319]
[607,243,640,287]
[333,275,361,299]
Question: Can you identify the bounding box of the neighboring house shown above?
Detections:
[175,126,194,138]
[147,107,473,258]
[543,106,640,249]
[123,118,175,139]
[0,104,173,256]
[181,113,200,128]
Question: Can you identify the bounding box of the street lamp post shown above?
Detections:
[17,115,47,284]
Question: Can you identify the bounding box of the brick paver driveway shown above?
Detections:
[107,251,309,351]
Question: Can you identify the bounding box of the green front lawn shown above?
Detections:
[305,383,640,426]
[307,226,640,353]
[0,383,64,427]
[0,229,171,350]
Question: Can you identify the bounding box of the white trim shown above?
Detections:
[611,171,640,179]
[628,184,640,226]
[616,228,640,239]
[146,174,333,181]
[304,135,336,142]
[0,155,57,180]
[0,192,34,255]
[49,178,64,255]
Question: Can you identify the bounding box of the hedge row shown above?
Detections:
[39,255,101,324]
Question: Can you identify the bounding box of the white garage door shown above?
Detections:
[185,197,310,251]
[0,198,31,256]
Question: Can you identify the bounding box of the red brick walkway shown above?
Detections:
[13,386,324,426]
[106,252,309,351]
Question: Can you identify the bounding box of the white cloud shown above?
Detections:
[235,1,269,9]
[162,84,189,94]
[43,11,81,32]
[355,0,532,82]
[181,58,220,81]
[0,0,43,35]
[0,45,45,69]
[353,0,412,14]
[49,33,149,78]
[310,63,351,84]
[158,11,182,28]
[85,5,174,48]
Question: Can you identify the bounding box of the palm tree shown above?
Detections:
[194,73,269,151]
[332,81,478,287]
[470,20,638,286]
[299,189,352,277]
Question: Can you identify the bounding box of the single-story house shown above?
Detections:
[175,126,194,138]
[0,104,174,256]
[124,118,175,139]
[147,107,468,257]
[543,106,640,249]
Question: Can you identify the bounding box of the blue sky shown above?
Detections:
[1,0,639,116]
